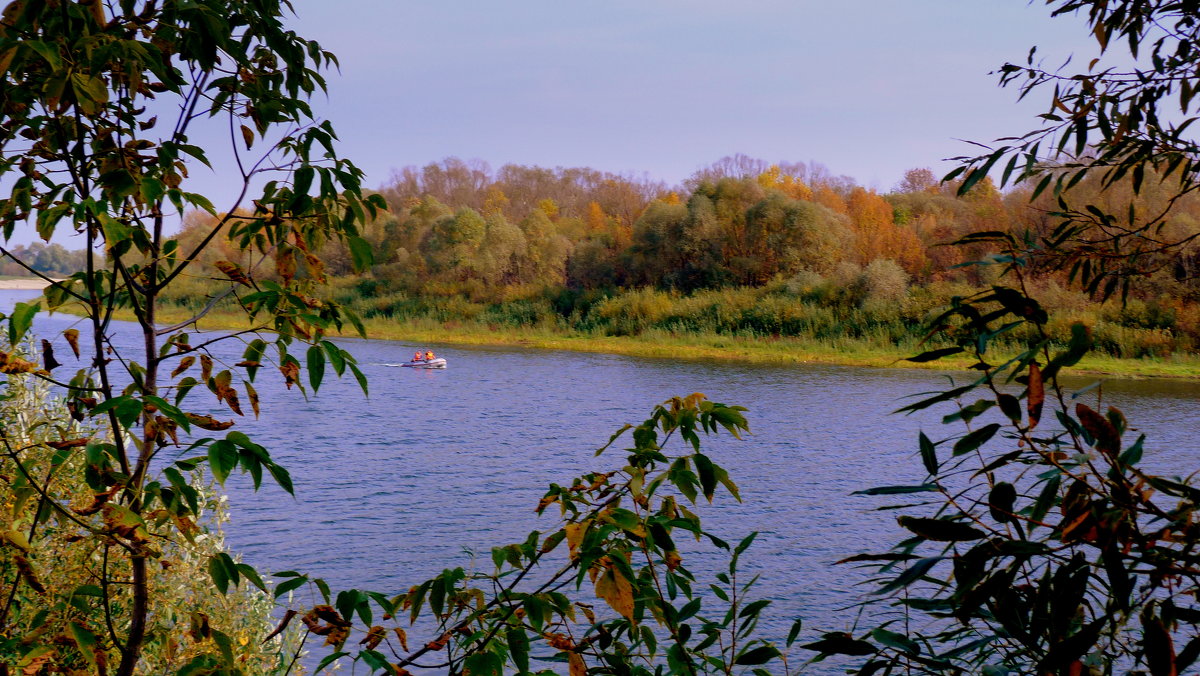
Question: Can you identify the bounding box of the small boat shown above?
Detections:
[395,357,447,369]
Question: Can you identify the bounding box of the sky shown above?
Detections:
[285,0,1097,191]
[12,0,1103,245]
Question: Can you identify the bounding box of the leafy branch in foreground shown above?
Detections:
[265,394,803,675]
[0,0,382,673]
[808,248,1200,674]
[802,4,1200,671]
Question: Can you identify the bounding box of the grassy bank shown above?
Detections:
[65,300,1200,379]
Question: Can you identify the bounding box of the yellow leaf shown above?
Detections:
[568,652,587,676]
[664,550,682,571]
[594,563,634,621]
[63,328,80,358]
[240,124,254,149]
[4,529,30,552]
[564,521,588,557]
[171,356,195,378]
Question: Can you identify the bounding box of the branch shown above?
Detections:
[154,286,238,336]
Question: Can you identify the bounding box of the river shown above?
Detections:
[6,289,1200,672]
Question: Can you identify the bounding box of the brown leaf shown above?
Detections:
[245,381,260,418]
[41,339,59,371]
[568,652,587,676]
[17,646,54,675]
[199,354,213,382]
[427,632,451,651]
[234,360,260,368]
[102,504,149,543]
[324,624,351,648]
[262,609,297,645]
[276,247,296,284]
[240,124,254,149]
[14,555,45,594]
[70,485,120,516]
[393,627,408,652]
[45,438,89,450]
[1076,403,1120,457]
[1027,363,1044,430]
[188,612,211,641]
[304,253,326,283]
[155,415,179,446]
[171,356,195,378]
[360,626,386,650]
[280,361,299,389]
[0,351,39,374]
[63,328,80,358]
[184,413,233,431]
[214,260,252,287]
[576,602,595,625]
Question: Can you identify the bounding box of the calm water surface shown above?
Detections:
[6,290,1200,671]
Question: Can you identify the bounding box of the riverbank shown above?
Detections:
[55,300,1200,379]
[0,277,55,290]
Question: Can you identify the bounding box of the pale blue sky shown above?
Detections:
[290,0,1095,190]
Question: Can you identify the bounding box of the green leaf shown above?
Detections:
[919,432,938,475]
[463,652,503,676]
[208,556,229,595]
[207,440,238,485]
[871,627,920,655]
[348,361,368,396]
[801,632,877,656]
[236,563,266,592]
[292,166,314,198]
[694,452,717,502]
[853,484,939,496]
[905,346,964,363]
[997,394,1022,422]
[988,482,1017,523]
[897,516,985,541]
[266,462,294,495]
[359,649,390,672]
[952,423,1001,456]
[508,627,530,674]
[347,236,374,273]
[873,557,942,595]
[212,630,235,667]
[786,618,803,647]
[524,594,546,631]
[273,575,307,599]
[69,622,99,669]
[734,645,781,665]
[7,301,39,346]
[306,344,325,391]
[315,651,348,673]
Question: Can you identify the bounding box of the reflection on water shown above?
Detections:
[3,289,1200,667]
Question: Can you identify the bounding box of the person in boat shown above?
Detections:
[413,350,424,362]
[425,350,435,361]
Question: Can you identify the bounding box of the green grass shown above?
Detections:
[67,301,1200,379]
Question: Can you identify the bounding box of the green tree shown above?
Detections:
[0,0,382,672]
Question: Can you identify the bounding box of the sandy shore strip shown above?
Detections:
[0,277,56,290]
